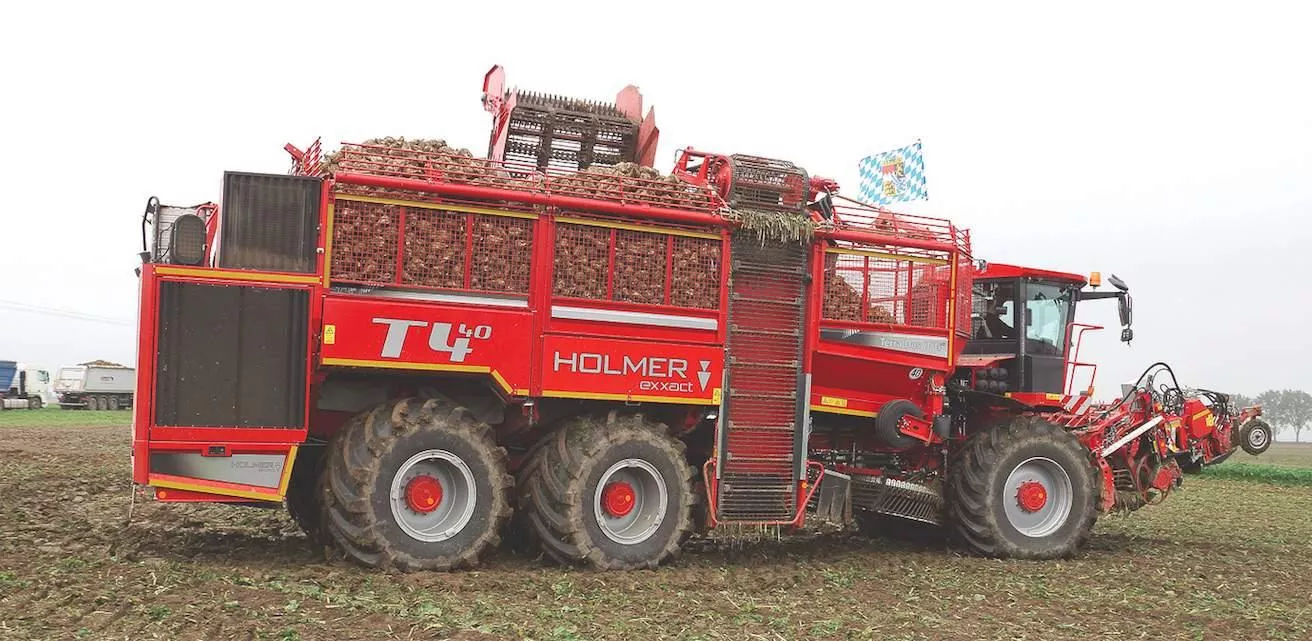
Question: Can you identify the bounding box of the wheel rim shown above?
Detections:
[389,449,477,543]
[593,458,667,545]
[1003,457,1073,538]
[1248,426,1269,450]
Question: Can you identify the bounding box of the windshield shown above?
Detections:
[1024,282,1075,355]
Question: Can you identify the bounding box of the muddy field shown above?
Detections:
[2,421,1311,641]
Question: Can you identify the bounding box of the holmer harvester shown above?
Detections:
[131,66,1271,570]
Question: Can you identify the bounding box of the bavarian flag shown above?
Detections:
[857,141,928,205]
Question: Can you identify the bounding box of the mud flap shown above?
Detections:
[813,470,852,525]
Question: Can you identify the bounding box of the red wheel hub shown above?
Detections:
[601,481,637,517]
[1016,480,1048,512]
[404,475,443,513]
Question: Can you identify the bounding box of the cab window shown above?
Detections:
[1024,282,1075,355]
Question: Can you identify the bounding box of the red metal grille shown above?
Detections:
[612,229,666,305]
[333,198,533,295]
[822,251,955,329]
[719,239,808,523]
[670,236,721,309]
[554,220,721,310]
[553,223,610,299]
[956,256,973,336]
[331,200,398,284]
[403,209,465,289]
[470,216,533,293]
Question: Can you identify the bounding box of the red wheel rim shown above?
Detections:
[1016,480,1048,513]
[405,475,443,513]
[601,481,637,517]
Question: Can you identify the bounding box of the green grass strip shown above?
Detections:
[1203,462,1312,487]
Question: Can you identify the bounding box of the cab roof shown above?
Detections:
[976,262,1088,286]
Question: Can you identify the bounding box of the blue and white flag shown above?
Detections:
[857,141,928,205]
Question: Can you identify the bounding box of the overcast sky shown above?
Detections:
[1,1,1308,403]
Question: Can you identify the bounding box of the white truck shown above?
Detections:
[54,365,136,410]
[0,361,55,410]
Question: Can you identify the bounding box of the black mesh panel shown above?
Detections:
[219,172,320,273]
[155,281,308,427]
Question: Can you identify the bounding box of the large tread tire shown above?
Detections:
[520,411,696,570]
[947,416,1099,560]
[286,442,329,545]
[107,396,120,411]
[323,397,512,572]
[1238,419,1273,456]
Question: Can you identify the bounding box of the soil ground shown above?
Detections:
[2,418,1311,640]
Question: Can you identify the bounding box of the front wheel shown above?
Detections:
[1238,420,1273,456]
[948,417,1099,559]
[519,412,696,570]
[28,397,42,410]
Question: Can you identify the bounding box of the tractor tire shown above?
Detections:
[286,442,329,545]
[28,397,42,410]
[947,416,1099,560]
[519,411,696,570]
[323,397,512,572]
[108,396,120,411]
[504,434,554,555]
[1238,419,1273,456]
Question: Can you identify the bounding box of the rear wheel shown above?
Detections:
[1238,420,1273,456]
[88,396,101,411]
[107,396,120,411]
[519,412,696,570]
[948,416,1099,559]
[323,397,512,571]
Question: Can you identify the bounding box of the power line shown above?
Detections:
[0,300,135,326]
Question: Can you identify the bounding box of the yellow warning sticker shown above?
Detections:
[712,388,722,404]
[323,324,336,345]
[821,396,849,408]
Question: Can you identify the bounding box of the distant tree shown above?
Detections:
[1257,389,1312,443]
[1229,392,1255,412]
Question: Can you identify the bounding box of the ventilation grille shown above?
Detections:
[154,281,308,428]
[219,172,320,273]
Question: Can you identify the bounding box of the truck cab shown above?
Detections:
[955,262,1132,409]
[1,362,54,410]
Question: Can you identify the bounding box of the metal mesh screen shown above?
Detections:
[554,221,721,309]
[719,238,808,522]
[334,199,533,294]
[403,208,465,288]
[821,251,950,329]
[670,236,721,309]
[470,215,533,293]
[155,282,307,428]
[219,172,319,273]
[613,229,667,305]
[332,200,398,284]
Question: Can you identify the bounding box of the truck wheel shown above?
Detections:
[87,396,100,411]
[108,396,120,411]
[286,443,329,545]
[323,397,512,571]
[28,397,42,410]
[947,416,1099,559]
[1238,420,1273,456]
[519,411,696,570]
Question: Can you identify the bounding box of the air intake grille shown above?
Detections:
[717,237,809,522]
[154,281,308,428]
[219,172,320,273]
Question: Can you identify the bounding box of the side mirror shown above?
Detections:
[1118,294,1133,327]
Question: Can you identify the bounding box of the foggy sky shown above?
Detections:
[1,1,1307,402]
